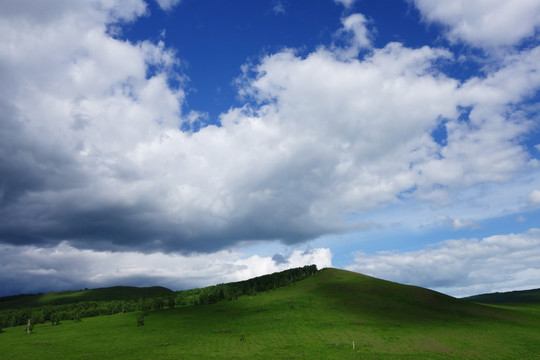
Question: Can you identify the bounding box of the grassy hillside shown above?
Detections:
[0,286,173,310]
[463,288,540,304]
[1,268,539,359]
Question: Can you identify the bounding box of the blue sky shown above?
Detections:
[1,0,540,298]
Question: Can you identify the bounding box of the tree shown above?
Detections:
[32,309,45,324]
[152,297,164,311]
[73,311,82,322]
[138,298,151,315]
[50,313,60,326]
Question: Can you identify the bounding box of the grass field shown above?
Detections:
[1,268,539,359]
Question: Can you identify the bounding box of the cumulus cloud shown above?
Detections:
[412,0,540,48]
[347,228,540,297]
[0,1,539,260]
[0,243,332,296]
[333,13,373,58]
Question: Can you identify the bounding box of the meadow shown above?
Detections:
[1,268,539,359]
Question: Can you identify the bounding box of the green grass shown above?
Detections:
[1,268,540,359]
[0,286,173,310]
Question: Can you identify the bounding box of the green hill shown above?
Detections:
[1,268,539,359]
[0,286,173,310]
[463,287,540,304]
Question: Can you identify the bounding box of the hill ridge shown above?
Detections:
[0,285,173,310]
[462,287,540,304]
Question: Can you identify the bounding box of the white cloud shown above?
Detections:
[230,41,458,216]
[334,13,372,58]
[334,0,357,9]
[272,1,286,15]
[414,45,540,198]
[437,216,476,230]
[530,189,540,205]
[229,248,333,283]
[412,0,540,48]
[357,169,540,233]
[347,228,540,297]
[154,0,181,11]
[0,243,332,296]
[0,0,148,24]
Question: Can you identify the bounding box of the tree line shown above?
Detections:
[0,265,318,330]
[0,298,163,329]
[178,264,318,306]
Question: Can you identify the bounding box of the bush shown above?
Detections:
[137,313,144,326]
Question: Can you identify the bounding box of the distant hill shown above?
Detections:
[0,286,173,310]
[462,288,540,304]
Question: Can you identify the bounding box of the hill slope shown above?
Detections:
[463,287,540,304]
[308,268,494,322]
[1,268,539,359]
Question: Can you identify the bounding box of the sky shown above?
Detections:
[1,0,540,298]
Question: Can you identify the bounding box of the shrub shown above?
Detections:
[137,313,144,326]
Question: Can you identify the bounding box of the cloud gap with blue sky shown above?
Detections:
[0,0,539,297]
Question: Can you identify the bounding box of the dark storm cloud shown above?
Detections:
[0,261,185,296]
[0,186,347,253]
[272,253,288,265]
[0,101,86,204]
